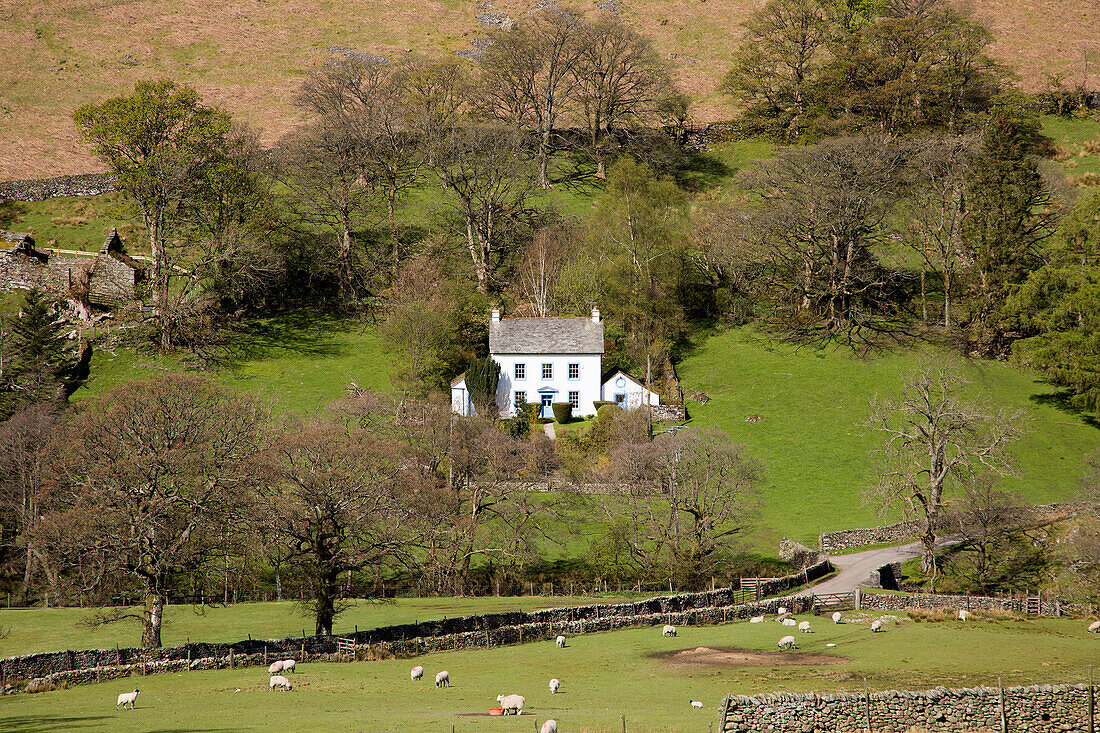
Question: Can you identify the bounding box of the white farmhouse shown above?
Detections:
[451,306,660,418]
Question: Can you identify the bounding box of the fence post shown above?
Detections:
[621,713,626,733]
[863,678,871,733]
[999,676,1007,733]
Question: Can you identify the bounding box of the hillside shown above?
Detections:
[2,0,1098,178]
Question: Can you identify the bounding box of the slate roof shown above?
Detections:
[490,317,604,355]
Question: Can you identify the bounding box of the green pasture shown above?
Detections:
[1,613,1096,732]
[1043,113,1100,181]
[0,596,642,660]
[678,327,1100,545]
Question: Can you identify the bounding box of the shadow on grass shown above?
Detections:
[0,716,117,732]
[1028,390,1100,430]
[215,310,358,371]
[674,150,735,191]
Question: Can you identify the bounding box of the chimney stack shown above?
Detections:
[491,307,500,324]
[591,305,600,323]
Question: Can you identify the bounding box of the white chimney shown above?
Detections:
[591,305,600,323]
[491,307,500,324]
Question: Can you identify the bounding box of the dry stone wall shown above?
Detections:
[861,590,1063,617]
[0,173,116,202]
[720,683,1095,733]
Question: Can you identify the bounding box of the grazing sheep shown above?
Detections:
[832,612,842,624]
[871,620,883,632]
[1088,620,1100,633]
[268,660,285,675]
[690,700,703,709]
[556,635,566,648]
[781,618,797,626]
[549,678,560,694]
[411,665,424,681]
[749,615,765,623]
[116,689,140,710]
[777,607,788,615]
[281,659,296,673]
[776,612,792,622]
[435,670,450,687]
[497,693,526,715]
[778,635,797,650]
[541,720,558,733]
[269,675,292,691]
[662,624,677,636]
[957,610,971,621]
[798,621,812,633]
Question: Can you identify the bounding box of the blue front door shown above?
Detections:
[541,394,554,419]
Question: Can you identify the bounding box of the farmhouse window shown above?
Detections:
[514,363,526,380]
[569,391,579,409]
[568,363,579,379]
[542,363,553,379]
[514,391,526,410]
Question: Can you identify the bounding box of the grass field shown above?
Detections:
[677,327,1100,545]
[0,596,644,659]
[1,612,1096,732]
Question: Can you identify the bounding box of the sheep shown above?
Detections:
[549,678,560,694]
[781,618,797,626]
[411,665,424,681]
[776,612,793,622]
[268,660,285,675]
[540,720,558,733]
[778,635,797,650]
[832,612,843,624]
[1087,620,1100,633]
[957,610,971,621]
[798,621,812,633]
[749,615,765,623]
[662,624,677,636]
[497,694,526,715]
[281,659,296,674]
[435,670,450,687]
[690,700,703,709]
[871,620,883,632]
[116,689,140,710]
[269,675,292,691]
[777,606,788,615]
[556,635,566,648]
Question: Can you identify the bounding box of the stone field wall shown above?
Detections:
[0,173,116,202]
[861,590,1063,617]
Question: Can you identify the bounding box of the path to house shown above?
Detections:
[803,534,963,595]
[543,422,556,439]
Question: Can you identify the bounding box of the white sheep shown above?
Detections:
[540,720,558,733]
[435,670,450,687]
[957,610,971,621]
[781,618,797,626]
[662,624,677,636]
[411,665,424,681]
[798,621,812,633]
[690,700,703,709]
[268,660,285,675]
[281,659,296,673]
[549,678,560,694]
[832,612,843,624]
[777,606,788,615]
[116,689,140,710]
[1088,620,1100,633]
[269,675,292,691]
[497,693,526,715]
[871,620,883,632]
[776,612,792,622]
[778,635,797,650]
[556,635,566,648]
[749,615,765,623]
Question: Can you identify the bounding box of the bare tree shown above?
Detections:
[864,360,1025,578]
[397,57,471,166]
[514,223,571,317]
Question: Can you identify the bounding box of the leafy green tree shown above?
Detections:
[2,289,79,413]
[465,356,502,417]
[74,81,235,350]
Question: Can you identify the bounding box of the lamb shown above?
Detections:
[435,670,450,687]
[832,612,843,624]
[549,678,560,694]
[957,610,971,621]
[662,624,677,636]
[1087,620,1100,633]
[781,618,797,626]
[411,665,424,681]
[556,635,566,648]
[281,659,296,673]
[269,675,292,691]
[690,700,703,709]
[777,607,788,615]
[778,635,797,650]
[749,615,765,623]
[497,693,526,715]
[116,689,140,710]
[871,620,883,632]
[268,660,285,675]
[798,621,812,633]
[540,720,558,733]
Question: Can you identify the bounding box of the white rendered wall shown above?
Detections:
[601,373,660,409]
[494,353,603,417]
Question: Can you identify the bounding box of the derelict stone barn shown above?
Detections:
[452,306,660,418]
[0,228,145,306]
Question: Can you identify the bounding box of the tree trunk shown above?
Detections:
[275,564,283,602]
[466,217,489,294]
[142,589,165,649]
[145,212,170,351]
[388,183,400,280]
[920,269,928,325]
[315,569,338,636]
[943,269,952,329]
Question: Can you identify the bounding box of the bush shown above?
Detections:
[522,402,542,424]
[503,416,530,438]
[552,402,573,423]
[596,403,623,419]
[593,400,618,411]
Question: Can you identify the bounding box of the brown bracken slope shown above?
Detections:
[0,0,1097,179]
